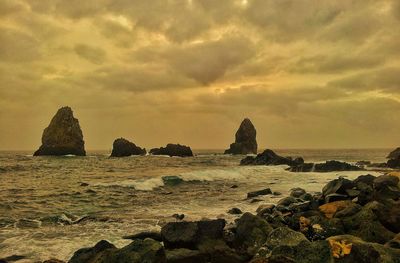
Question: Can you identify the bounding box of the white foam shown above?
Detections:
[94,178,164,191]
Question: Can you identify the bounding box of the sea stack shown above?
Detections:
[110,138,146,157]
[150,144,193,157]
[34,106,86,156]
[224,118,257,155]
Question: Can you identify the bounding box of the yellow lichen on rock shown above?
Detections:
[328,239,352,258]
[319,200,352,219]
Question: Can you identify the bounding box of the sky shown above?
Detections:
[1,0,400,151]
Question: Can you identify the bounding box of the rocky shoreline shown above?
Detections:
[7,172,398,263]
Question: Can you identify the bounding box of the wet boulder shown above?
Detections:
[34,106,86,156]
[232,213,273,256]
[110,138,146,157]
[162,176,184,186]
[322,177,354,198]
[327,235,400,263]
[224,118,257,155]
[69,239,166,263]
[150,144,193,157]
[161,219,225,249]
[240,149,303,166]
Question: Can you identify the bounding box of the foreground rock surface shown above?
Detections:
[225,118,257,155]
[56,173,400,263]
[150,144,193,157]
[110,138,146,157]
[34,106,85,156]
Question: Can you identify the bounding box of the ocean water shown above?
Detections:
[0,149,390,262]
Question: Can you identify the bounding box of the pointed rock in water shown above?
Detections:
[110,138,146,157]
[34,106,85,156]
[387,147,400,159]
[225,118,257,155]
[150,144,193,157]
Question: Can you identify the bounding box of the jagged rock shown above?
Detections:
[289,160,361,172]
[34,106,85,156]
[110,138,146,157]
[322,177,354,197]
[240,149,303,166]
[387,147,400,159]
[150,144,193,157]
[224,118,257,155]
[161,219,225,249]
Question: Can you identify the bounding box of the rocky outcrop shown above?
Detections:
[225,118,257,155]
[110,138,146,157]
[388,147,400,160]
[150,144,193,157]
[34,106,86,156]
[288,160,361,172]
[240,149,303,166]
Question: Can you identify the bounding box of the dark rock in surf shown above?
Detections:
[289,160,361,172]
[150,144,193,157]
[162,176,184,186]
[240,149,303,166]
[228,207,243,215]
[224,118,257,155]
[387,158,400,168]
[34,106,86,156]
[247,188,272,198]
[123,231,162,241]
[110,138,146,157]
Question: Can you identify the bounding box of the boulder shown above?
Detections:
[165,248,206,263]
[289,161,361,172]
[240,149,303,166]
[34,106,86,156]
[387,158,400,168]
[322,177,354,197]
[232,213,273,256]
[162,176,184,186]
[69,239,166,263]
[161,219,225,249]
[228,207,243,215]
[387,147,400,159]
[290,188,306,198]
[265,227,309,249]
[110,138,146,157]
[150,144,193,157]
[327,235,400,262]
[224,118,257,155]
[277,196,298,207]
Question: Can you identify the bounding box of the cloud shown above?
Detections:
[74,44,107,64]
[0,27,41,62]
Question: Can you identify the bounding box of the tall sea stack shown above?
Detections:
[224,118,257,155]
[34,106,86,156]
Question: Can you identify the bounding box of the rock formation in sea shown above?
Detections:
[288,160,362,172]
[150,144,193,157]
[33,106,86,156]
[110,138,146,157]
[387,147,400,159]
[240,149,304,166]
[224,118,257,155]
[59,173,400,263]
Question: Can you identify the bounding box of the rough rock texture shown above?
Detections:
[288,160,361,172]
[110,138,146,157]
[225,118,257,155]
[240,149,303,166]
[34,107,86,156]
[150,144,193,157]
[69,239,166,263]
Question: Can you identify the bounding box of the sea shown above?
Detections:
[0,149,390,262]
